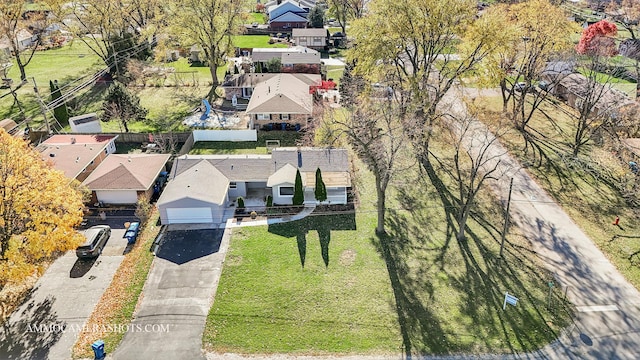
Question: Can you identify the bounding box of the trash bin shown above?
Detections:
[91,340,105,359]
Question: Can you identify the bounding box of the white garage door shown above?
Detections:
[165,208,213,224]
[97,190,138,204]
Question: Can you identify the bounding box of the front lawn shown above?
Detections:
[203,142,571,355]
[204,213,401,354]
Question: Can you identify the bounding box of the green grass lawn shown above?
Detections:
[0,40,103,127]
[232,35,289,49]
[249,12,267,24]
[190,131,304,155]
[204,213,401,354]
[326,65,345,86]
[203,133,571,355]
[477,93,640,290]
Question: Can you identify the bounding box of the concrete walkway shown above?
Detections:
[224,204,316,229]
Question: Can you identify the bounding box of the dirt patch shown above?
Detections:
[339,249,356,266]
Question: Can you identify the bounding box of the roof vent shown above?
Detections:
[49,153,55,157]
[75,156,80,163]
[127,156,131,162]
[231,164,234,170]
[70,137,76,144]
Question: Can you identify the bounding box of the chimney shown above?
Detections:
[268,86,271,93]
[70,137,76,144]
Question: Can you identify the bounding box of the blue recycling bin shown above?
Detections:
[92,340,105,359]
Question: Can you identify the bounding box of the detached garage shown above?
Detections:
[157,160,229,225]
[82,153,170,205]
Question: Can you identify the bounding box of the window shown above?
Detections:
[313,36,323,44]
[242,87,253,98]
[279,186,294,196]
[229,182,237,189]
[257,113,270,120]
[280,114,290,120]
[299,37,307,44]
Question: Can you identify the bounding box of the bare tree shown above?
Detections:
[332,97,408,235]
[0,2,47,82]
[432,109,511,241]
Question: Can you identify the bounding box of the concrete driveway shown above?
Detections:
[0,218,132,360]
[112,226,229,360]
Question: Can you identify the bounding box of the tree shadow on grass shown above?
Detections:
[268,211,355,268]
[377,159,571,357]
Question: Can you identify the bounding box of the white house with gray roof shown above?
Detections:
[156,148,351,225]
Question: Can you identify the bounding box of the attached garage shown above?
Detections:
[95,190,138,205]
[156,160,229,225]
[165,207,214,224]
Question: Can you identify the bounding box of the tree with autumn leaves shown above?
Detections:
[0,130,85,288]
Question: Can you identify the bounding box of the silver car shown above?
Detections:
[76,225,111,258]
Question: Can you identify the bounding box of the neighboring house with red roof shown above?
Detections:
[82,154,170,205]
[38,134,118,182]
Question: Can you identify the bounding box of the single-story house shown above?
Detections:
[82,153,170,205]
[252,46,321,74]
[157,147,351,224]
[268,1,309,31]
[245,73,320,129]
[291,28,327,50]
[543,73,636,118]
[0,29,37,53]
[38,134,118,182]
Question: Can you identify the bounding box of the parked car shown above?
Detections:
[513,82,529,92]
[76,225,111,258]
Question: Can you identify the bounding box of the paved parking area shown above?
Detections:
[113,228,229,360]
[0,220,134,360]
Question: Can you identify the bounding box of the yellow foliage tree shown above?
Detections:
[0,130,85,287]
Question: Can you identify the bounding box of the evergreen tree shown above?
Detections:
[293,169,305,205]
[339,60,365,108]
[49,80,69,125]
[101,81,148,132]
[308,5,325,28]
[315,167,327,202]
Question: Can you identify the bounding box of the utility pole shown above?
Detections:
[499,177,514,258]
[31,77,50,134]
